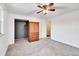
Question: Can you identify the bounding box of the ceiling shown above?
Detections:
[4,3,79,19]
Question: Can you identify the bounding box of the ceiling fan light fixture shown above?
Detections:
[37,3,55,15]
[43,10,48,14]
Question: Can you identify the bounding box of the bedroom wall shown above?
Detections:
[51,10,79,48]
[8,13,46,44]
[0,4,9,56]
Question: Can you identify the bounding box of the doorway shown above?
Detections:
[15,19,29,42]
[15,19,39,43]
[46,20,51,38]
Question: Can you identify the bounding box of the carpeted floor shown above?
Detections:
[5,38,79,56]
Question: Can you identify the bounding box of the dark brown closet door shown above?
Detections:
[28,22,39,42]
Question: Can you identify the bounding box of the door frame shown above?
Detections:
[46,20,51,38]
[14,19,29,43]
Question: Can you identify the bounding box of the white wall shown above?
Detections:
[8,13,27,44]
[0,4,9,56]
[8,13,46,44]
[51,10,79,48]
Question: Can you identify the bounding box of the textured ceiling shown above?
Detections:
[4,3,79,19]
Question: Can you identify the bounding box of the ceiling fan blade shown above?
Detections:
[49,3,54,6]
[49,9,55,11]
[37,10,43,14]
[37,5,43,8]
[43,5,47,9]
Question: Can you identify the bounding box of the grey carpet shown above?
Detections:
[5,38,79,56]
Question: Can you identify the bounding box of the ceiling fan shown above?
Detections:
[37,3,55,15]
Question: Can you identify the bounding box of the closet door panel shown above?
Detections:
[28,22,39,42]
[29,22,35,33]
[34,22,39,40]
